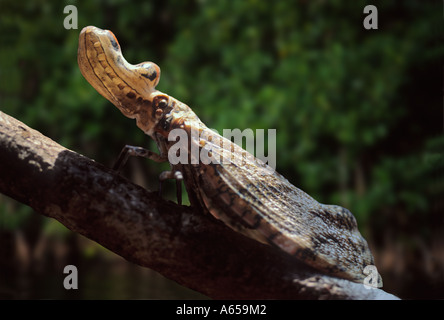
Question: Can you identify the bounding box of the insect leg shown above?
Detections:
[113,145,167,172]
[159,170,184,205]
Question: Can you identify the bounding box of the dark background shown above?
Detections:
[0,0,442,299]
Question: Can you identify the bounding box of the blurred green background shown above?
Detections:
[0,0,442,299]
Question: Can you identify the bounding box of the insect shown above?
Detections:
[78,26,380,285]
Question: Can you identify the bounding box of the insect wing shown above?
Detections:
[192,129,374,282]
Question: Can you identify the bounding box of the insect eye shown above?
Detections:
[157,99,168,109]
[153,95,169,109]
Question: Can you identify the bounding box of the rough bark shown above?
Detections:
[0,111,398,300]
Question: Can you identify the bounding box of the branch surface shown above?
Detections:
[0,111,399,300]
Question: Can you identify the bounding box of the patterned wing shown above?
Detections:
[190,128,375,283]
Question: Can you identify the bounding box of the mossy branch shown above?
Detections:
[0,111,398,300]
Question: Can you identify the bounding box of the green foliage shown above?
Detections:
[0,195,33,230]
[0,1,441,234]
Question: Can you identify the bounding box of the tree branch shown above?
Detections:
[0,111,398,299]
